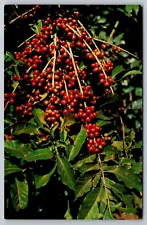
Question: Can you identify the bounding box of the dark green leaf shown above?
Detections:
[132,99,142,109]
[5,140,31,159]
[75,172,97,199]
[120,70,142,80]
[113,166,142,192]
[78,182,106,219]
[51,123,59,138]
[32,108,46,126]
[5,160,22,177]
[112,65,124,78]
[135,87,142,97]
[79,163,99,173]
[10,178,28,211]
[56,154,75,190]
[73,154,96,169]
[96,120,111,127]
[35,165,56,189]
[24,148,54,162]
[68,126,87,161]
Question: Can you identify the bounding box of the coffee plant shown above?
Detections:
[4,5,143,219]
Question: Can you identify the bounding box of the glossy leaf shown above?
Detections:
[73,154,96,169]
[120,70,142,81]
[112,141,123,151]
[92,172,101,188]
[78,182,106,219]
[96,120,111,127]
[10,178,28,211]
[56,154,75,190]
[68,126,87,161]
[24,148,54,162]
[113,166,142,192]
[79,163,99,173]
[32,108,46,126]
[112,65,124,78]
[35,165,56,189]
[75,172,97,199]
[5,140,31,159]
[5,160,22,177]
[64,202,72,219]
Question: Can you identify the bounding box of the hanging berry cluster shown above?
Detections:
[5,6,123,154]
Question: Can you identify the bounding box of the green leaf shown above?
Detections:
[97,110,112,120]
[135,87,142,97]
[132,161,142,174]
[120,70,142,81]
[60,129,67,142]
[14,123,40,135]
[103,208,114,219]
[64,201,72,219]
[130,130,135,141]
[73,154,96,169]
[32,108,46,126]
[50,123,59,138]
[12,81,19,91]
[114,33,124,45]
[56,154,75,190]
[10,178,28,211]
[78,182,106,219]
[5,140,31,159]
[5,160,22,177]
[98,17,106,23]
[96,120,111,127]
[79,163,99,174]
[7,70,13,76]
[24,148,54,162]
[68,126,87,161]
[105,178,125,199]
[35,165,56,189]
[132,99,142,109]
[75,172,97,199]
[30,19,42,34]
[99,31,107,40]
[92,172,101,188]
[112,65,124,78]
[113,166,142,192]
[5,51,14,60]
[112,141,123,151]
[123,86,134,93]
[33,93,48,105]
[79,61,86,69]
[36,19,42,34]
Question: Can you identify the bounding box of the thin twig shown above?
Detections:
[18,34,36,48]
[42,57,54,72]
[93,37,139,59]
[67,24,114,94]
[78,20,100,51]
[68,44,86,108]
[9,7,35,24]
[78,27,115,94]
[108,21,119,43]
[63,79,69,96]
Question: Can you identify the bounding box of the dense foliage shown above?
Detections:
[4,5,143,219]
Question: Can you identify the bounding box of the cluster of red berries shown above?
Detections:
[5,7,122,153]
[84,123,106,153]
